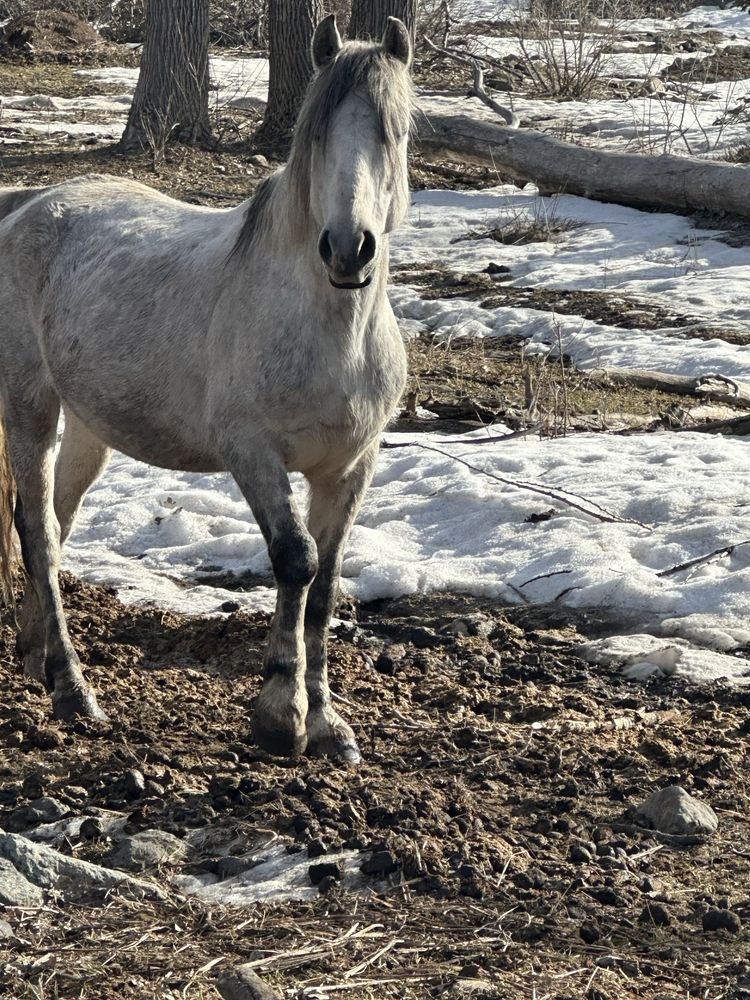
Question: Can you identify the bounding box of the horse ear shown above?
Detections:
[381,16,411,66]
[312,14,342,70]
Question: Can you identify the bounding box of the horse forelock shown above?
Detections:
[231,42,413,260]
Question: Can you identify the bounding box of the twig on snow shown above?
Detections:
[656,540,750,578]
[381,438,649,528]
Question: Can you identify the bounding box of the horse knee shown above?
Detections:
[269,530,318,588]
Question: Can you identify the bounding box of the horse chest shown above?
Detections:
[268,357,398,474]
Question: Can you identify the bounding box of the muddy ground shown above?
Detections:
[1,579,749,999]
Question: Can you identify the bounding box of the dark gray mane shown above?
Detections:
[232,41,413,259]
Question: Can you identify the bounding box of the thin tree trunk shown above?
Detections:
[415,110,750,220]
[259,0,321,146]
[121,0,211,151]
[349,0,417,42]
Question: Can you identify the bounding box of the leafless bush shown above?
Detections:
[511,0,621,100]
[451,198,582,247]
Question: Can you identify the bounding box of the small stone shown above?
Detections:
[570,844,593,864]
[21,773,46,799]
[360,850,398,877]
[308,860,344,886]
[580,921,599,944]
[8,796,68,831]
[220,600,240,613]
[216,856,251,880]
[634,786,718,837]
[374,653,397,675]
[249,153,269,168]
[121,770,146,799]
[79,817,104,840]
[106,829,187,871]
[0,917,15,942]
[318,874,338,894]
[640,902,671,926]
[307,838,327,859]
[702,908,742,934]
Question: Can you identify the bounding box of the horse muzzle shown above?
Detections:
[319,227,377,291]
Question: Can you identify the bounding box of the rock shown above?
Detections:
[580,921,599,944]
[248,153,269,169]
[703,908,742,933]
[635,786,718,837]
[0,832,163,901]
[220,600,240,613]
[307,838,327,859]
[570,843,593,864]
[214,964,281,999]
[120,770,146,799]
[317,874,338,894]
[361,850,399,877]
[0,917,16,941]
[216,856,253,880]
[0,858,44,907]
[7,796,68,831]
[308,860,344,885]
[106,829,187,871]
[640,902,671,926]
[79,817,104,840]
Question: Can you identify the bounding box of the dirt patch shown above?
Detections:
[0,9,116,63]
[1,576,749,998]
[661,43,750,83]
[392,262,725,334]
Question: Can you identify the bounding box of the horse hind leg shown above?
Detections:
[16,411,112,684]
[4,392,107,721]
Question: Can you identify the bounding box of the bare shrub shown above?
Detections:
[511,0,620,100]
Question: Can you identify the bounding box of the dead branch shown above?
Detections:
[674,414,750,435]
[656,540,750,578]
[423,36,520,128]
[381,438,649,528]
[594,368,750,409]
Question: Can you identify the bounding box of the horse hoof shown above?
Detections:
[53,686,109,723]
[306,713,361,766]
[252,712,307,758]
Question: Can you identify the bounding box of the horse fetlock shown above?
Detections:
[253,678,308,758]
[306,706,361,766]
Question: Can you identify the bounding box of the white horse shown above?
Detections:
[0,15,412,765]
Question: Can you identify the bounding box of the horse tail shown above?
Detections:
[0,414,16,604]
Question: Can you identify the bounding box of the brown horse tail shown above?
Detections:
[0,415,17,604]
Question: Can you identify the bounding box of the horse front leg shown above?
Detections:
[228,446,318,757]
[304,444,378,766]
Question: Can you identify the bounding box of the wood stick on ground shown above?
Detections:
[593,368,750,409]
[656,540,750,578]
[382,439,649,528]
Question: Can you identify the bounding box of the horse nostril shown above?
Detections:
[318,229,333,266]
[358,230,377,268]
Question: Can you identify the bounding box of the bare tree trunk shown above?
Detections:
[349,0,417,42]
[259,0,322,146]
[415,110,750,220]
[121,0,211,151]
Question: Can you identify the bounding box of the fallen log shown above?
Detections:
[414,110,750,219]
[592,369,750,409]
